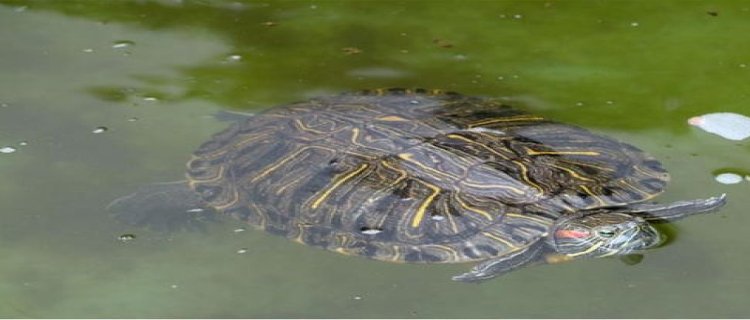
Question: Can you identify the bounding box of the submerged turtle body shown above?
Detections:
[112,88,726,282]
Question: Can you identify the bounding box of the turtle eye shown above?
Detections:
[597,227,618,238]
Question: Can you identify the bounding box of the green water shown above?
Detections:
[1,0,748,318]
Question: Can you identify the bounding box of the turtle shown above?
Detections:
[108,88,727,282]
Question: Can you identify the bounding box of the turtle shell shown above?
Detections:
[186,89,669,263]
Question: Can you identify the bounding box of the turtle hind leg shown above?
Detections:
[107,181,218,232]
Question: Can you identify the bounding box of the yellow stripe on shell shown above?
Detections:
[411,181,442,228]
[293,119,327,134]
[460,181,526,194]
[525,149,600,156]
[549,164,595,182]
[454,195,493,221]
[512,160,544,193]
[397,153,456,179]
[481,232,519,250]
[579,185,608,207]
[251,146,333,183]
[377,115,409,121]
[310,163,369,209]
[468,115,545,128]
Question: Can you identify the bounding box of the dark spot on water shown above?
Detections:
[707,11,718,16]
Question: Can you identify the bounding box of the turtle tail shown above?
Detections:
[107,181,217,232]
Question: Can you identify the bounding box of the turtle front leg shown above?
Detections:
[451,241,547,283]
[623,194,727,223]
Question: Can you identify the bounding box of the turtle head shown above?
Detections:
[550,212,662,259]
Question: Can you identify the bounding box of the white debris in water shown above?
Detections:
[0,146,17,154]
[186,208,204,213]
[236,248,248,254]
[715,173,744,184]
[630,22,640,27]
[431,215,446,221]
[92,126,108,134]
[226,54,243,62]
[112,40,134,49]
[688,112,750,141]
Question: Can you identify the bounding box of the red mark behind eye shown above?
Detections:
[556,230,590,239]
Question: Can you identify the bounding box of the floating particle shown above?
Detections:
[92,126,108,134]
[112,40,135,49]
[341,47,362,55]
[18,141,28,146]
[118,234,136,242]
[226,54,242,62]
[237,248,248,254]
[127,117,138,122]
[707,11,718,16]
[233,227,246,233]
[0,146,17,154]
[82,48,94,53]
[630,22,640,27]
[715,172,743,185]
[433,38,454,48]
[262,21,277,27]
[186,208,204,213]
[688,112,750,141]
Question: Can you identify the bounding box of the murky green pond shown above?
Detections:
[1,0,749,318]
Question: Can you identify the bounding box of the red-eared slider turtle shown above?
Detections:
[109,88,727,282]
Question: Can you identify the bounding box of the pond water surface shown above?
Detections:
[1,1,749,318]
